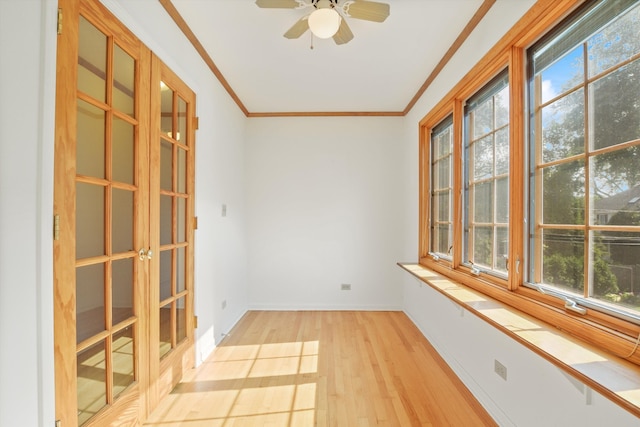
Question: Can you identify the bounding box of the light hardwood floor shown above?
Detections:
[143,311,496,426]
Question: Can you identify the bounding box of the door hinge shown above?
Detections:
[57,8,63,35]
[53,215,60,241]
[193,216,198,230]
[194,316,198,328]
[193,117,199,130]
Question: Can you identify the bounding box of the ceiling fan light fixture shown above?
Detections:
[308,8,341,39]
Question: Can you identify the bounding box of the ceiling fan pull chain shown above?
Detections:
[310,32,314,50]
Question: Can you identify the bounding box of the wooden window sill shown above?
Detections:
[398,262,640,418]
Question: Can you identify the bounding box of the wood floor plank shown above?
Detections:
[144,311,496,426]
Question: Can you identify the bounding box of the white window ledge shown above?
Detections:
[399,262,640,418]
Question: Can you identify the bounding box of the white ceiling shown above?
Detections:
[165,0,540,114]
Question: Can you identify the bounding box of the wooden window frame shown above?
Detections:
[418,0,640,368]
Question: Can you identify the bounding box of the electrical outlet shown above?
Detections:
[494,359,507,381]
[341,283,351,291]
[222,300,227,309]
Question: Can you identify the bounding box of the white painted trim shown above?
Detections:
[247,304,403,311]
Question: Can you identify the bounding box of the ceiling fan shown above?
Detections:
[255,0,390,45]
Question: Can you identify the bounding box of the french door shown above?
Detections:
[53,1,195,425]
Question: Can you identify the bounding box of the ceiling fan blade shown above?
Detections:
[284,16,310,39]
[333,18,354,45]
[255,0,301,8]
[344,1,390,22]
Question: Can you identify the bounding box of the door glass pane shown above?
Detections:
[112,189,133,254]
[78,16,106,102]
[177,97,187,142]
[112,326,135,399]
[177,147,186,194]
[160,83,173,136]
[159,302,172,359]
[113,44,135,116]
[77,340,107,426]
[77,100,105,179]
[76,183,105,259]
[76,263,105,343]
[160,195,173,245]
[112,258,133,325]
[176,296,186,343]
[177,197,186,243]
[160,250,172,302]
[177,247,186,294]
[112,117,134,184]
[161,140,173,191]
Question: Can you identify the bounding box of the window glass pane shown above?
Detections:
[496,226,509,273]
[76,183,105,259]
[113,44,135,115]
[436,192,449,224]
[495,86,509,128]
[591,146,640,226]
[176,296,187,343]
[160,250,172,302]
[112,326,135,399]
[112,117,134,184]
[541,89,585,163]
[496,178,509,223]
[112,258,133,325]
[591,59,640,150]
[587,5,640,78]
[76,263,105,343]
[473,135,494,180]
[473,182,493,223]
[495,127,509,175]
[160,195,173,246]
[112,188,133,254]
[542,160,585,225]
[77,340,107,426]
[159,302,172,359]
[77,100,106,179]
[539,46,584,104]
[592,231,640,310]
[436,224,451,254]
[473,226,493,268]
[541,229,585,295]
[473,99,494,138]
[78,16,106,103]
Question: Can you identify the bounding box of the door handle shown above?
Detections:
[138,248,153,261]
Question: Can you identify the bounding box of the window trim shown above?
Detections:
[418,0,640,368]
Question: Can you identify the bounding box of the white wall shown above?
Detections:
[0,1,57,426]
[245,117,405,310]
[400,0,639,425]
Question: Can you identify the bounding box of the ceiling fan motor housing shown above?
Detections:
[312,0,338,9]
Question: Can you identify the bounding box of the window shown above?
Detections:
[528,0,640,322]
[418,0,640,366]
[430,115,454,259]
[464,71,509,276]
